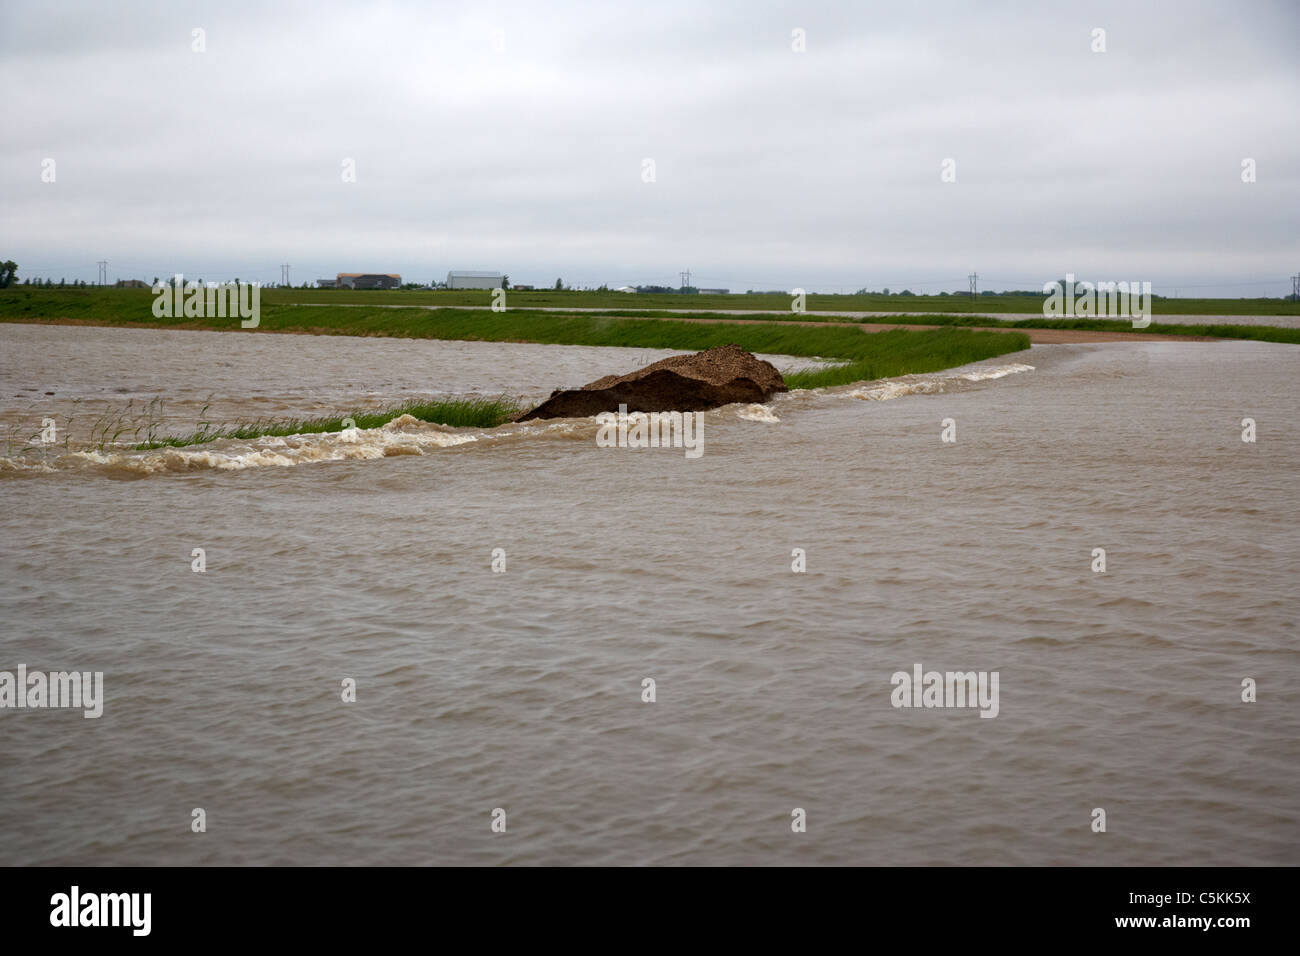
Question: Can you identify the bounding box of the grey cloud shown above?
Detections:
[2,0,1297,294]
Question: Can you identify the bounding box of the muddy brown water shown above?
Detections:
[1,324,1296,864]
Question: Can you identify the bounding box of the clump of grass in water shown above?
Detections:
[133,396,521,450]
[89,401,136,451]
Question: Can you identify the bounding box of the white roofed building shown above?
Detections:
[447,271,504,290]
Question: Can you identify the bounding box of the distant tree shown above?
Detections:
[502,275,510,290]
[554,277,564,291]
[882,287,890,295]
[0,260,17,288]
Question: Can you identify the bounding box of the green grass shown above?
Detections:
[264,287,1300,315]
[134,397,520,449]
[7,284,1293,344]
[3,287,1295,346]
[2,285,1297,318]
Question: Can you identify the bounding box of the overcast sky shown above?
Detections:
[3,0,1297,295]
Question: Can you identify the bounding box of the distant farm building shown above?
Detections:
[511,284,535,291]
[337,273,401,290]
[317,278,336,288]
[698,288,730,295]
[116,279,149,289]
[447,271,504,290]
[616,286,636,293]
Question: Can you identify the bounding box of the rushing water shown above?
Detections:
[0,324,1296,865]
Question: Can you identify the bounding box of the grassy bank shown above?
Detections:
[2,285,1297,318]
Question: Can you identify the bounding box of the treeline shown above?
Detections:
[9,277,99,288]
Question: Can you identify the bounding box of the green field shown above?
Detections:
[2,285,1296,317]
[4,287,1299,346]
[267,287,1300,315]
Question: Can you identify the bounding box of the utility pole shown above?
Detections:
[1292,273,1299,302]
[968,272,977,300]
[679,269,691,290]
[97,260,108,286]
[281,264,291,288]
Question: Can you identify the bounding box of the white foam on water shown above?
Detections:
[3,362,1036,476]
[736,403,780,422]
[850,362,1035,401]
[959,362,1036,381]
[55,416,481,475]
[0,456,57,474]
[850,379,944,402]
